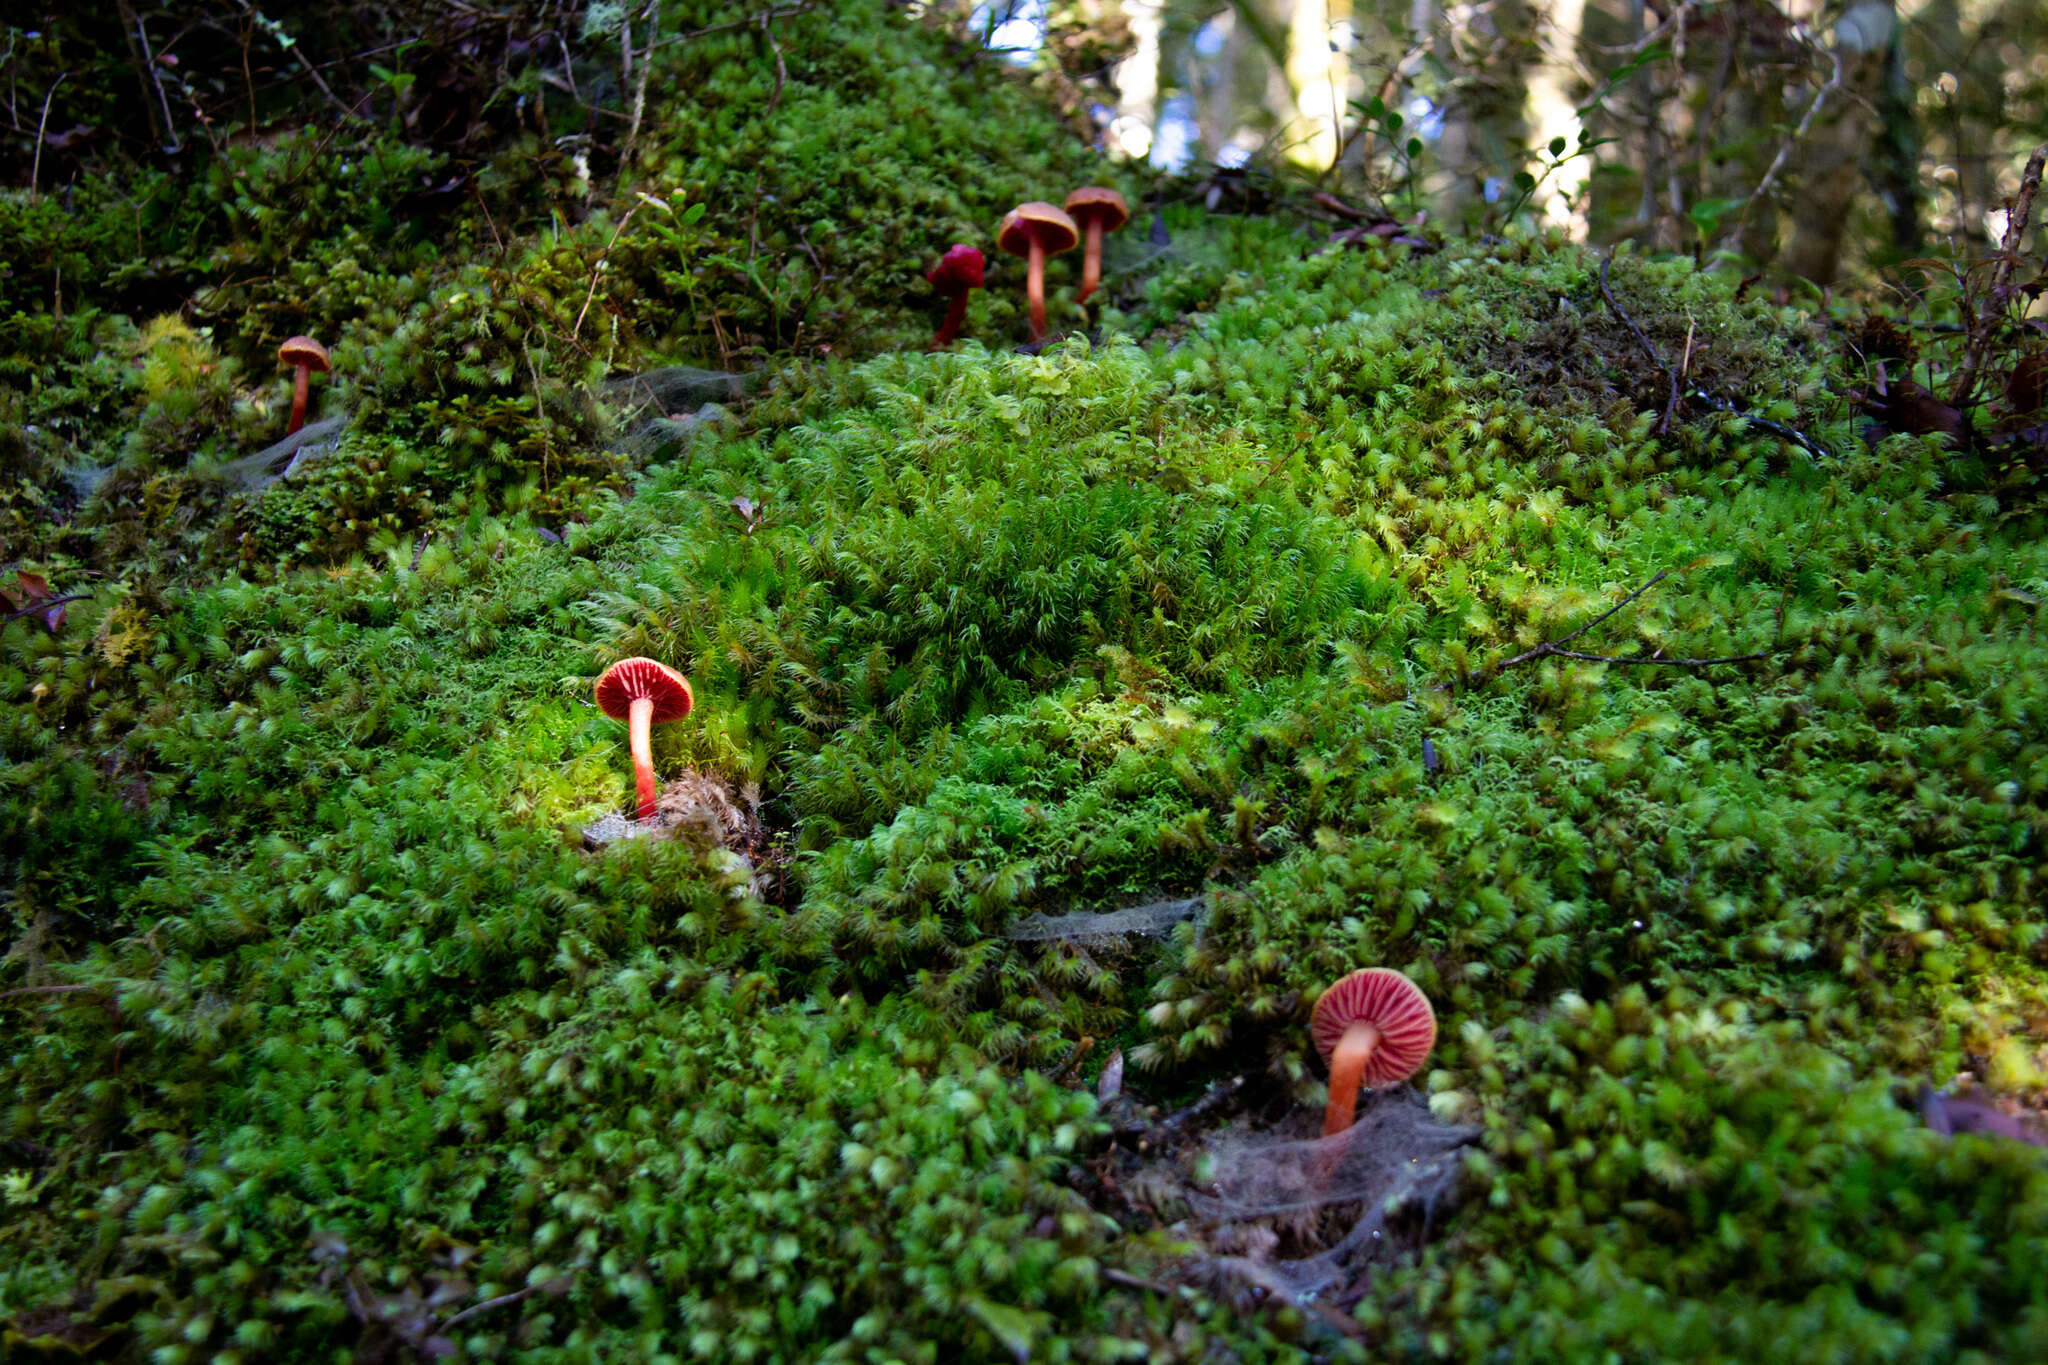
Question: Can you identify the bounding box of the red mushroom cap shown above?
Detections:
[997,202,1080,258]
[927,243,986,293]
[593,657,694,723]
[1063,186,1130,235]
[1311,967,1437,1087]
[278,335,331,374]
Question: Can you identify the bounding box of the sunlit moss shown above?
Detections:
[4,5,2048,1362]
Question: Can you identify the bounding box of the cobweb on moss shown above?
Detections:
[1164,1092,1480,1306]
[603,365,755,414]
[1004,896,1206,944]
[583,770,754,848]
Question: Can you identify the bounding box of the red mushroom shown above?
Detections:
[997,202,1080,344]
[1310,967,1437,1136]
[277,335,330,436]
[593,657,695,822]
[926,243,986,349]
[1063,187,1129,304]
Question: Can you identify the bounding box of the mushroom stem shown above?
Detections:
[287,363,312,435]
[1322,1019,1383,1136]
[627,694,659,820]
[934,291,970,348]
[1079,219,1105,303]
[1025,241,1047,342]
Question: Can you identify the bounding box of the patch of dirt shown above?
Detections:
[1450,254,1821,422]
[581,771,799,909]
[1075,1077,1480,1333]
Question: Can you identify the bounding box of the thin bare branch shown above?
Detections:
[1526,570,1668,657]
[761,9,789,118]
[29,72,65,204]
[0,983,104,1002]
[442,1281,549,1332]
[1455,570,1777,691]
[133,9,182,151]
[4,593,89,622]
[649,4,818,51]
[1729,38,1842,231]
[1600,252,1680,434]
[1950,144,2048,413]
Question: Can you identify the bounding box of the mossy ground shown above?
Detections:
[6,4,2048,1362]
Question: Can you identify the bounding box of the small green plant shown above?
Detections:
[1346,94,1427,216]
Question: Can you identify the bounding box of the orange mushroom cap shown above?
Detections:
[1063,186,1129,235]
[594,657,694,723]
[997,202,1080,258]
[278,335,331,374]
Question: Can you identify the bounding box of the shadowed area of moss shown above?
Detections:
[6,7,2048,1364]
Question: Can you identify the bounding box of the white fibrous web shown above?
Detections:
[1134,1091,1480,1309]
[1005,896,1206,944]
[583,770,755,848]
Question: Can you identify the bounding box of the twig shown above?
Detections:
[112,0,164,150]
[649,3,817,50]
[1135,1076,1244,1149]
[1950,143,2048,414]
[1103,1267,1175,1296]
[1456,570,1773,689]
[1516,570,1669,659]
[0,983,105,1002]
[1600,252,1680,434]
[281,25,360,121]
[1687,389,1834,461]
[1731,40,1843,230]
[1599,253,1830,458]
[761,9,788,118]
[1312,191,1370,221]
[131,10,181,152]
[1527,646,1771,668]
[29,72,65,205]
[441,1282,548,1332]
[469,182,506,258]
[619,0,656,180]
[570,202,648,343]
[4,593,89,621]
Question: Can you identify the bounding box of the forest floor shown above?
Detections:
[5,4,2048,1362]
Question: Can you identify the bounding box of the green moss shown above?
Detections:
[5,6,2048,1362]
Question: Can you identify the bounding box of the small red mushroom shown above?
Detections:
[593,657,695,822]
[926,243,985,348]
[1063,187,1129,304]
[997,202,1080,344]
[278,335,331,436]
[1310,967,1437,1136]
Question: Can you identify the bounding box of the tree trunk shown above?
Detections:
[1779,1,1895,286]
